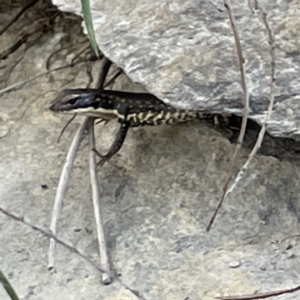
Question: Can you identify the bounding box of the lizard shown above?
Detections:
[49,88,220,166]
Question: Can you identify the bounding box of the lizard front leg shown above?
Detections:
[93,121,130,167]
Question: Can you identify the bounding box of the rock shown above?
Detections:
[52,0,300,139]
[2,2,300,300]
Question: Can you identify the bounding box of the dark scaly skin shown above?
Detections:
[50,88,215,165]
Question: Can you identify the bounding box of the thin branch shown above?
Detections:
[219,5,276,200]
[0,11,59,61]
[217,284,300,299]
[0,0,40,36]
[95,58,112,90]
[57,114,77,143]
[207,0,250,231]
[88,118,112,284]
[2,31,46,87]
[45,39,89,70]
[48,117,89,270]
[246,0,255,14]
[0,206,146,300]
[70,44,93,66]
[85,62,94,88]
[48,57,112,280]
[104,68,123,88]
[0,58,93,96]
[86,57,113,284]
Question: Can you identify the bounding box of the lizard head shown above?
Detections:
[49,89,119,120]
[50,93,96,113]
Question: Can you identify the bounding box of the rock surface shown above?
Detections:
[1,2,300,300]
[52,0,300,139]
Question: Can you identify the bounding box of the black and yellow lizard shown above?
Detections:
[49,88,219,165]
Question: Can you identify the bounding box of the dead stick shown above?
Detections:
[0,206,146,300]
[207,0,250,231]
[48,117,89,270]
[88,57,113,284]
[88,117,111,284]
[95,58,112,90]
[0,0,40,36]
[219,5,276,204]
[48,57,111,273]
[0,59,93,96]
[217,284,300,299]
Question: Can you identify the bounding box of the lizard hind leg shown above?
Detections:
[93,122,130,167]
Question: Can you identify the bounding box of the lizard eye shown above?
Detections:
[67,95,93,108]
[68,97,78,105]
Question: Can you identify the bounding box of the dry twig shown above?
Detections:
[48,116,89,270]
[95,58,112,89]
[217,284,300,299]
[216,4,280,299]
[0,57,97,96]
[86,57,112,284]
[218,3,276,200]
[104,68,123,88]
[0,206,146,300]
[2,31,46,86]
[48,57,114,285]
[0,0,41,36]
[45,40,87,70]
[88,117,111,284]
[57,114,77,143]
[207,0,250,231]
[0,12,60,61]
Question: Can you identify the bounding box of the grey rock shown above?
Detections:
[52,0,300,138]
[1,2,300,300]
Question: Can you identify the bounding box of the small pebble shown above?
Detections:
[229,261,241,268]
